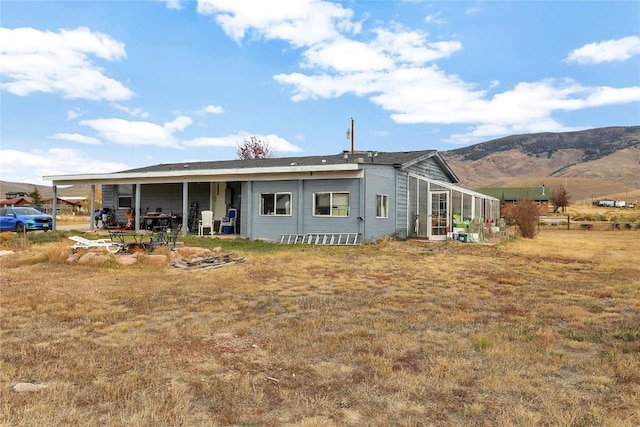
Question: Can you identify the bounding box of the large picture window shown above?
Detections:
[117,184,133,209]
[260,193,291,216]
[314,192,349,217]
[376,194,389,218]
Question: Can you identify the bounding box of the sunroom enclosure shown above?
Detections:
[407,174,500,240]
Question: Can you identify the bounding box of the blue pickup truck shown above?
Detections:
[0,207,53,232]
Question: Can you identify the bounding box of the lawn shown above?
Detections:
[1,230,639,426]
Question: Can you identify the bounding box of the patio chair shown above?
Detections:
[218,208,237,234]
[69,236,122,253]
[198,210,215,236]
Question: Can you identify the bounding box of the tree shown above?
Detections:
[551,185,570,213]
[29,186,43,209]
[236,136,275,160]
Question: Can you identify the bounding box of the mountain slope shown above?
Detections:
[442,126,640,201]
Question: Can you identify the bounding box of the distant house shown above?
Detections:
[44,150,500,242]
[0,196,34,208]
[4,191,30,199]
[0,196,81,214]
[476,186,550,215]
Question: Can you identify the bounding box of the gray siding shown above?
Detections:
[361,165,397,240]
[245,178,362,241]
[102,183,210,227]
[247,180,299,240]
[301,178,362,236]
[404,157,451,182]
[139,183,209,214]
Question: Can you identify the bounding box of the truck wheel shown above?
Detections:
[15,223,26,233]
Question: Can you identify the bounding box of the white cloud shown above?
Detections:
[66,108,84,121]
[465,5,481,15]
[183,132,303,153]
[49,133,102,145]
[80,116,193,148]
[424,12,447,25]
[0,148,128,185]
[199,1,639,145]
[197,104,225,114]
[161,0,184,10]
[0,27,133,101]
[111,103,149,118]
[565,36,640,64]
[196,0,355,47]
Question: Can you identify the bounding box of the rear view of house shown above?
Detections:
[44,150,499,243]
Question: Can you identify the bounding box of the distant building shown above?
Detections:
[0,196,81,214]
[476,185,550,215]
[4,191,30,199]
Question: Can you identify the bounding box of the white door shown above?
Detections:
[429,191,449,241]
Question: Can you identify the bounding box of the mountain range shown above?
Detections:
[2,126,639,204]
[442,126,640,202]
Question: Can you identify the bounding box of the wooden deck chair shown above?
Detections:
[69,236,122,253]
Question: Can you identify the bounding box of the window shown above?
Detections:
[314,192,349,217]
[260,193,292,216]
[376,194,388,218]
[117,184,133,209]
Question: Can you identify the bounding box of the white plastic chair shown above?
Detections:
[218,208,237,234]
[198,210,215,236]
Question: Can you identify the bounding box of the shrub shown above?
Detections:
[511,199,539,238]
[0,232,31,251]
[46,243,71,263]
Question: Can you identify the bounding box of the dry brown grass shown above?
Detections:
[1,230,639,426]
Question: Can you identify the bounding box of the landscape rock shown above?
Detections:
[0,250,15,257]
[116,255,138,266]
[144,254,168,264]
[78,252,110,264]
[12,382,48,392]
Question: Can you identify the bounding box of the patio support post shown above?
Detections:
[89,185,95,231]
[245,181,252,238]
[52,185,58,230]
[182,182,188,235]
[135,184,141,232]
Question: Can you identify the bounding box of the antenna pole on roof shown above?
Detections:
[350,117,354,154]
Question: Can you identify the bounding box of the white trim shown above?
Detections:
[407,173,500,201]
[43,164,362,185]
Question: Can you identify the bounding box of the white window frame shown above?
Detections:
[313,192,350,217]
[117,184,133,209]
[259,192,292,216]
[376,194,389,218]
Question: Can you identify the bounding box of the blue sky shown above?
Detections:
[1,0,639,186]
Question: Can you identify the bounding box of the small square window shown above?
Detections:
[260,193,291,216]
[314,192,349,217]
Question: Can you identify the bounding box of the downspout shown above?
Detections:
[297,179,304,234]
[359,169,366,241]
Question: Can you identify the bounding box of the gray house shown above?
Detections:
[44,150,499,243]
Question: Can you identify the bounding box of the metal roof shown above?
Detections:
[121,150,439,173]
[476,187,551,201]
[43,149,459,185]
